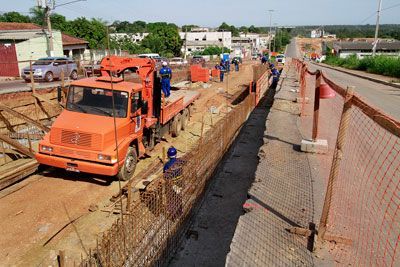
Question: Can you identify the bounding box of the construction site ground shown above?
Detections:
[0,62,254,266]
[170,63,335,266]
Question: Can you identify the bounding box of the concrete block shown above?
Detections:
[301,139,328,154]
[296,97,310,104]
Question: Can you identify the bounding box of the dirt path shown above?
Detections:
[0,62,255,266]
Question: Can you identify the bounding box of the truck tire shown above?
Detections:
[116,146,137,181]
[171,114,181,137]
[181,109,189,131]
[45,71,54,82]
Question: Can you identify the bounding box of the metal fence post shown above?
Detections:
[318,86,354,241]
[312,71,322,140]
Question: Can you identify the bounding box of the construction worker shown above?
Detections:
[164,146,184,220]
[232,57,240,72]
[160,61,172,98]
[269,64,280,89]
[217,62,226,82]
[261,55,268,65]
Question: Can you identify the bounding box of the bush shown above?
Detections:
[325,54,400,78]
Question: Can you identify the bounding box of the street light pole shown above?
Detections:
[372,0,383,56]
[268,10,274,54]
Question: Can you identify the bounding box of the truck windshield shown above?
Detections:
[66,86,129,118]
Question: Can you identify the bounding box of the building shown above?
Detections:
[232,37,253,58]
[109,32,149,44]
[62,33,89,59]
[239,33,261,51]
[333,41,400,59]
[311,28,337,39]
[0,22,63,77]
[179,28,232,55]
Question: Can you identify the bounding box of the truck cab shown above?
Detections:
[35,56,199,181]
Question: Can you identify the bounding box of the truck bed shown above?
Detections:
[161,89,200,125]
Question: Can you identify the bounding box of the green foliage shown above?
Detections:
[0,11,31,23]
[325,54,400,78]
[111,20,147,33]
[218,22,239,37]
[141,22,182,56]
[292,25,400,41]
[274,28,292,52]
[181,25,198,32]
[192,46,230,56]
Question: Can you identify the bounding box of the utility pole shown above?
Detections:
[268,10,274,54]
[38,0,86,57]
[44,2,54,57]
[372,0,383,56]
[184,26,188,60]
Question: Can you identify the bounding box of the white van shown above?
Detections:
[138,53,160,59]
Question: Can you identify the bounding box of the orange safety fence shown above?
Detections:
[293,58,400,266]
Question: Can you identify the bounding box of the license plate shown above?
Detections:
[66,167,80,172]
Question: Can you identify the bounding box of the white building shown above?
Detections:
[179,29,232,55]
[333,41,400,59]
[109,32,149,43]
[239,33,261,51]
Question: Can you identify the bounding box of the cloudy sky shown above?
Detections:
[1,0,400,26]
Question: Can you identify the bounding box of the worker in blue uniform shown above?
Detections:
[232,57,240,72]
[160,61,172,98]
[164,146,184,220]
[217,62,226,82]
[269,64,280,89]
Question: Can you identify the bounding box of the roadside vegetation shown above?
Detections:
[324,54,400,78]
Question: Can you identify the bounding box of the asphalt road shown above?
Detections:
[286,39,400,121]
[0,79,64,94]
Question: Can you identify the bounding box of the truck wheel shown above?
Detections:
[171,114,181,137]
[45,71,54,82]
[116,146,137,181]
[70,70,78,80]
[181,109,189,131]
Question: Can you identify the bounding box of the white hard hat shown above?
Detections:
[162,61,168,66]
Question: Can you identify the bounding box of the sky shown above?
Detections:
[1,0,400,27]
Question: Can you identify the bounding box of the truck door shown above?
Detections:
[130,92,143,133]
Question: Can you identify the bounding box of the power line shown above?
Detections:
[382,2,400,11]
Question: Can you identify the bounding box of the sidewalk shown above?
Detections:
[226,65,316,266]
[316,62,400,88]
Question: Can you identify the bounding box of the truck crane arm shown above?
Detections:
[99,55,155,83]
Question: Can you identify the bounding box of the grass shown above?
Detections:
[324,54,400,78]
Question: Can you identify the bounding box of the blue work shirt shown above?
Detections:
[160,67,172,80]
[271,68,280,81]
[164,158,185,181]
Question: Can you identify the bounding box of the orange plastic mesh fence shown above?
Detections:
[293,58,400,266]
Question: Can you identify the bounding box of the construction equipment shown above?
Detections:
[35,56,199,181]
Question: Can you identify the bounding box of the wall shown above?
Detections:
[15,31,63,74]
[180,31,232,49]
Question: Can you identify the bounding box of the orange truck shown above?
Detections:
[36,56,199,181]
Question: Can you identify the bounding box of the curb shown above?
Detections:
[312,62,400,90]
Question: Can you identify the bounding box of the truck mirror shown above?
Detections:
[57,86,62,102]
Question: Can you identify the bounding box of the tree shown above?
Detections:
[67,17,107,49]
[182,24,198,32]
[218,22,239,37]
[0,11,31,23]
[248,25,260,33]
[141,22,182,56]
[29,7,45,26]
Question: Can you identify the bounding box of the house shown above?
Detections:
[0,22,63,77]
[333,41,400,59]
[179,28,232,55]
[239,33,261,52]
[109,32,149,44]
[62,33,89,59]
[231,37,253,58]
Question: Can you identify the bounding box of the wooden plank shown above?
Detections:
[0,160,38,191]
[0,104,50,132]
[0,134,35,158]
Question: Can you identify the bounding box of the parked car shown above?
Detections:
[169,57,188,66]
[153,56,168,69]
[22,57,78,82]
[83,61,101,77]
[276,54,286,64]
[191,55,206,66]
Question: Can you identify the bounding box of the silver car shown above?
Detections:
[21,57,78,82]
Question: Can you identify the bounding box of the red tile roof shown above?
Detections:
[0,22,42,30]
[62,33,89,46]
